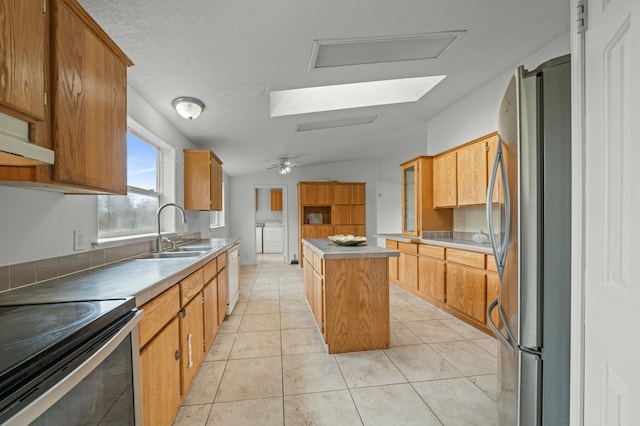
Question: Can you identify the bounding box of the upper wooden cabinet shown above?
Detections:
[432,132,499,208]
[0,0,133,194]
[270,189,283,211]
[298,181,366,266]
[433,152,457,208]
[184,149,223,211]
[401,156,453,236]
[0,0,47,122]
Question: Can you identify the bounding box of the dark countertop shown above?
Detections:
[0,238,239,307]
[303,238,400,259]
[374,233,493,255]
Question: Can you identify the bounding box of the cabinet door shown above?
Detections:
[203,278,219,350]
[52,0,129,193]
[386,241,399,284]
[317,224,334,238]
[316,184,333,204]
[349,225,366,237]
[350,204,366,225]
[333,184,351,204]
[351,184,366,204]
[270,189,283,211]
[332,205,350,225]
[298,183,317,205]
[433,152,457,208]
[446,263,487,323]
[217,267,227,325]
[313,270,324,336]
[418,255,446,302]
[179,294,205,395]
[332,225,351,235]
[398,253,418,290]
[457,141,488,206]
[140,317,181,426]
[0,0,46,120]
[401,160,419,235]
[301,225,319,240]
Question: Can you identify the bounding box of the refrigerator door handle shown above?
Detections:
[487,298,516,357]
[486,138,511,280]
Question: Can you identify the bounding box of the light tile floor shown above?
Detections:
[173,254,499,425]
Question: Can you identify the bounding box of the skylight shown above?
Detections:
[269,75,446,117]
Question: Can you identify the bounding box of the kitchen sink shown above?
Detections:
[170,246,215,252]
[137,250,206,260]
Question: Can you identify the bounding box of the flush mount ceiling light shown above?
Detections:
[270,75,446,117]
[309,31,466,69]
[172,97,205,120]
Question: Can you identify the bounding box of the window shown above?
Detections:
[98,132,160,238]
[210,183,225,228]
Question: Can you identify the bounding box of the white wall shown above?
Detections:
[0,86,225,266]
[375,179,402,247]
[255,188,284,223]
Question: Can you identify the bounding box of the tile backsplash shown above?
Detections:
[0,232,201,292]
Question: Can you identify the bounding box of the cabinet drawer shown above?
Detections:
[486,255,498,272]
[204,258,218,283]
[312,252,324,275]
[385,240,398,250]
[217,251,227,272]
[447,248,485,269]
[418,244,445,259]
[398,241,418,254]
[139,286,180,348]
[180,269,204,306]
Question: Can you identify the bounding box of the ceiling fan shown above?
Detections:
[268,158,301,175]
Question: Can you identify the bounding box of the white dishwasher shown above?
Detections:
[227,244,240,315]
[263,222,283,253]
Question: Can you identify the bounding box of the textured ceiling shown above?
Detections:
[78,0,569,177]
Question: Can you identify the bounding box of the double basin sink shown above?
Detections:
[137,244,222,260]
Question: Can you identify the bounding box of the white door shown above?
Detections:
[583,0,640,423]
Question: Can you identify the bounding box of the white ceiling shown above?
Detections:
[78,0,569,177]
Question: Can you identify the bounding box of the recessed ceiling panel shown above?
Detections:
[310,31,465,69]
[296,115,378,132]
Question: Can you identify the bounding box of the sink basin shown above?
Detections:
[137,250,206,260]
[171,246,215,252]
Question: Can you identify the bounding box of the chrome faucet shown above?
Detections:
[157,203,187,252]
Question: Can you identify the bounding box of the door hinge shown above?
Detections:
[175,349,180,360]
[576,0,587,34]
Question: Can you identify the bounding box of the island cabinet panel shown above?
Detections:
[179,294,205,395]
[140,317,181,426]
[304,256,314,309]
[386,240,399,284]
[324,257,390,353]
[313,270,325,336]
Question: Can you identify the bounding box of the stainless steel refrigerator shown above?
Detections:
[486,55,571,425]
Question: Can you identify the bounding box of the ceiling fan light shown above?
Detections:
[172,97,205,120]
[278,164,292,175]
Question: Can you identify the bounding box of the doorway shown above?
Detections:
[254,185,288,264]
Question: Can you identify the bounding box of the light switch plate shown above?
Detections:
[73,230,85,251]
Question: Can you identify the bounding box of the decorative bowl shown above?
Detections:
[328,234,367,246]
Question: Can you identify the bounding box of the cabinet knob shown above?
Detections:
[175,349,180,360]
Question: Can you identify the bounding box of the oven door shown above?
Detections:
[5,310,143,425]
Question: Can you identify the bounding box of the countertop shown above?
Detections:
[0,238,239,307]
[374,233,494,255]
[303,238,400,259]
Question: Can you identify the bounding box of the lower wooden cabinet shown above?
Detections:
[217,267,227,325]
[486,272,500,327]
[203,277,219,349]
[313,270,324,336]
[418,255,446,303]
[445,263,487,323]
[140,317,181,426]
[179,294,205,395]
[398,252,418,291]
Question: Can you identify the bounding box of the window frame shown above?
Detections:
[210,182,225,228]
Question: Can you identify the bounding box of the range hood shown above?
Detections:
[0,112,54,166]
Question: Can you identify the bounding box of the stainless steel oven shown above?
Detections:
[0,298,143,425]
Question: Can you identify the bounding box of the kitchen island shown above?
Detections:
[302,238,400,354]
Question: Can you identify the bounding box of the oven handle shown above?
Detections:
[7,309,144,426]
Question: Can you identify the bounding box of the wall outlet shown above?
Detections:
[73,230,85,251]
